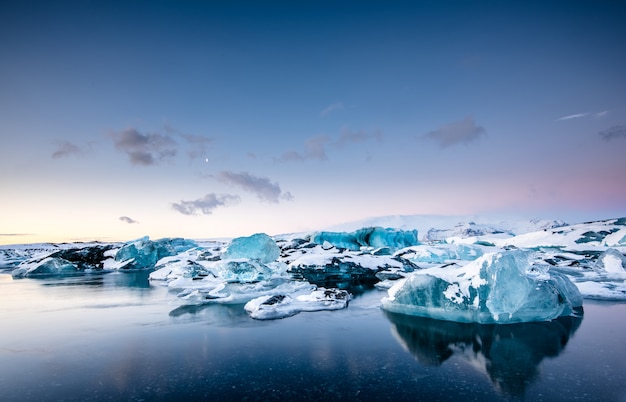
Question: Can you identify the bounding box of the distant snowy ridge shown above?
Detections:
[324,214,567,241]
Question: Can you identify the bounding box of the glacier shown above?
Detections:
[5,216,626,321]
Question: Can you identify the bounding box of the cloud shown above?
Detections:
[51,141,91,159]
[278,135,332,161]
[109,125,214,166]
[171,193,241,215]
[595,111,609,118]
[119,216,139,224]
[0,233,33,237]
[278,128,382,162]
[599,125,626,141]
[557,111,608,121]
[110,128,177,166]
[336,128,383,148]
[557,113,588,121]
[164,124,214,160]
[320,101,344,117]
[425,116,486,147]
[216,171,293,203]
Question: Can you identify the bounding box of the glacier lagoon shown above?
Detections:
[0,272,625,401]
[2,217,626,400]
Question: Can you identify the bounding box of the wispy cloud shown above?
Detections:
[171,193,240,215]
[51,141,91,159]
[320,101,344,117]
[110,128,177,166]
[216,171,293,203]
[557,110,608,121]
[278,135,332,161]
[109,125,214,166]
[336,128,383,147]
[425,116,486,147]
[557,113,588,121]
[278,128,382,162]
[119,216,139,224]
[599,125,626,141]
[164,124,214,160]
[0,233,33,237]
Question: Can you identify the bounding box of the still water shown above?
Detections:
[1,272,625,401]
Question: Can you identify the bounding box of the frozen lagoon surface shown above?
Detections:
[1,273,626,401]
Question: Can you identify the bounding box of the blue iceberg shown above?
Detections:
[222,233,280,263]
[312,227,418,251]
[382,250,583,324]
[115,237,198,270]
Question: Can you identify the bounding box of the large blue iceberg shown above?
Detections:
[382,250,583,324]
[312,227,418,251]
[222,233,280,263]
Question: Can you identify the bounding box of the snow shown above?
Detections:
[5,215,626,321]
[382,250,583,324]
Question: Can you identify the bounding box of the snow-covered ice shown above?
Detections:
[6,216,626,321]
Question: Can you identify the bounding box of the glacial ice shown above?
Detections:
[11,245,115,277]
[381,250,583,324]
[7,216,626,320]
[115,237,198,270]
[594,248,626,274]
[312,227,418,251]
[244,288,351,319]
[221,233,280,263]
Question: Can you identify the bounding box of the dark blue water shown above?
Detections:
[1,272,625,401]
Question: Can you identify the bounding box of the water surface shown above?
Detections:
[1,273,625,401]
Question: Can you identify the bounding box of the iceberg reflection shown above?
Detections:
[384,309,583,397]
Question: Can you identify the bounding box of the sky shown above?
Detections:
[1,0,625,244]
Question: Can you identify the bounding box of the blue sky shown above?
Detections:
[1,0,625,244]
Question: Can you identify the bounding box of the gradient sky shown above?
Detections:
[1,0,625,244]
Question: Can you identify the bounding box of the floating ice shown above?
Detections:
[115,237,198,270]
[11,245,115,277]
[222,233,280,263]
[245,287,351,319]
[312,227,418,251]
[594,248,626,274]
[382,250,583,324]
[288,249,416,287]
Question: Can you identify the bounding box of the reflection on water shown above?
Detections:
[27,271,151,288]
[384,309,583,398]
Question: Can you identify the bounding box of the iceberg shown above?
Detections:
[115,237,198,270]
[244,287,350,319]
[594,248,626,274]
[382,250,583,324]
[288,249,417,287]
[11,245,115,277]
[222,233,280,263]
[312,227,418,251]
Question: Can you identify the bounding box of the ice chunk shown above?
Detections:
[11,245,116,277]
[244,287,350,319]
[381,250,583,324]
[115,237,197,270]
[312,227,418,251]
[12,257,78,277]
[177,278,313,305]
[210,259,280,283]
[288,249,415,287]
[222,233,280,263]
[594,248,626,274]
